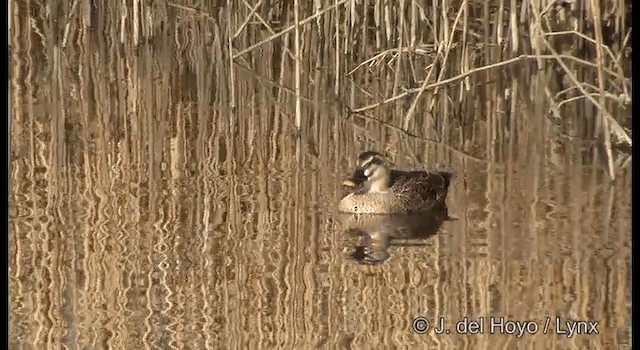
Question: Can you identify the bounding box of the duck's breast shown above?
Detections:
[338,193,411,214]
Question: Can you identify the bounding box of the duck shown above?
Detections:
[338,151,454,214]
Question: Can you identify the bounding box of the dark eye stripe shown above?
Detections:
[360,155,384,169]
[358,151,383,163]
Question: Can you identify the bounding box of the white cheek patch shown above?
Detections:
[364,167,373,177]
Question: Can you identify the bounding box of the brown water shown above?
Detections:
[10,2,631,349]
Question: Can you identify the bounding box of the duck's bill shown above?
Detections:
[342,169,367,187]
[342,179,358,187]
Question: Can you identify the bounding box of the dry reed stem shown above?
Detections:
[61,0,79,47]
[384,1,391,43]
[510,0,519,52]
[226,0,236,110]
[334,0,340,94]
[590,0,614,180]
[391,0,405,97]
[461,2,470,91]
[294,0,301,129]
[497,0,505,45]
[133,0,139,44]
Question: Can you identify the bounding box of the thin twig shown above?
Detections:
[233,0,263,38]
[348,47,432,76]
[544,30,627,78]
[233,0,348,59]
[346,111,495,164]
[354,55,525,113]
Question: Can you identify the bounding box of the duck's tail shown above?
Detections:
[437,169,455,190]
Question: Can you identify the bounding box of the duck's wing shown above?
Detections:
[391,170,453,204]
[389,169,424,185]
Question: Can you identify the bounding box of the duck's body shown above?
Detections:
[339,151,454,214]
[339,169,453,214]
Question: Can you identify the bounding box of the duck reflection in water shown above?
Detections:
[340,206,451,265]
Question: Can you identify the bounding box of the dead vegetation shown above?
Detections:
[12,0,632,178]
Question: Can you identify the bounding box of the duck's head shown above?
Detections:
[342,151,391,189]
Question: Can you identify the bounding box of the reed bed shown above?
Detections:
[14,0,631,152]
[141,0,630,178]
